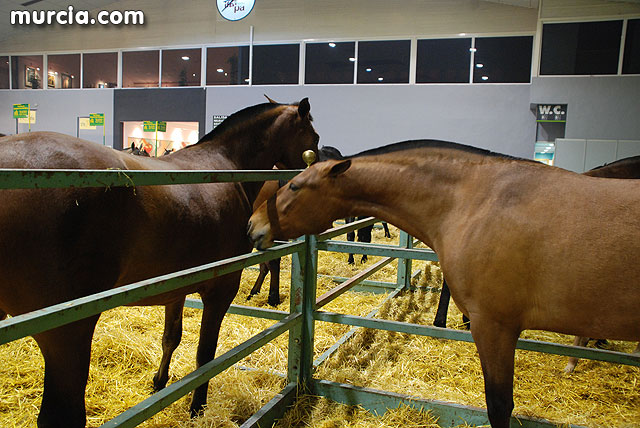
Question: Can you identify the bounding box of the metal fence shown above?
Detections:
[0,168,638,428]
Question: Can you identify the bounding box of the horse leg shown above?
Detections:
[190,273,241,417]
[35,315,100,428]
[358,224,373,264]
[470,317,519,428]
[382,222,391,238]
[153,298,185,391]
[433,279,451,328]
[564,336,590,374]
[248,262,269,300]
[267,258,281,307]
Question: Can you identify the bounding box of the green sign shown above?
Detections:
[143,121,156,132]
[89,113,104,126]
[13,104,29,119]
[157,121,167,132]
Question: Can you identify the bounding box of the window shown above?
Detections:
[417,38,471,83]
[162,48,201,87]
[540,21,623,75]
[0,57,9,89]
[623,19,640,74]
[47,54,80,89]
[252,44,299,85]
[357,40,410,84]
[305,42,355,84]
[206,46,249,85]
[122,50,159,88]
[11,55,43,89]
[473,36,533,83]
[83,52,118,88]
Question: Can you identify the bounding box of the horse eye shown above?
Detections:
[289,183,300,192]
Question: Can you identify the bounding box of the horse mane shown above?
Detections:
[192,102,282,146]
[348,139,536,164]
[589,155,640,171]
[192,100,313,147]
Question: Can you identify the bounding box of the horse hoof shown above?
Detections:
[152,377,167,392]
[268,297,281,307]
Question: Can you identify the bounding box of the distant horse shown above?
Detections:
[122,142,150,156]
[248,139,640,428]
[0,99,319,428]
[433,154,640,331]
[246,146,390,306]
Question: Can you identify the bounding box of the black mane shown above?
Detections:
[194,102,282,145]
[348,139,535,163]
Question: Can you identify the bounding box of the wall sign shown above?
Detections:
[216,0,255,21]
[13,103,29,119]
[89,113,104,127]
[536,104,567,123]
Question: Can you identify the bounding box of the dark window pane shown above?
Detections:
[252,44,299,85]
[123,50,159,88]
[83,52,117,88]
[47,54,80,89]
[357,40,410,84]
[162,48,201,87]
[417,38,470,83]
[541,21,623,75]
[473,36,533,83]
[305,42,355,84]
[206,46,249,85]
[623,19,640,74]
[0,56,9,89]
[11,55,43,89]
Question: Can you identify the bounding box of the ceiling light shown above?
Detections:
[481,76,489,81]
[459,33,466,36]
[217,68,224,73]
[328,42,336,48]
[192,73,196,77]
[182,56,190,60]
[378,77,384,81]
[348,57,356,62]
[469,48,477,52]
[476,63,484,68]
[366,68,372,72]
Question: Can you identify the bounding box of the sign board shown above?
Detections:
[157,121,167,132]
[216,0,255,21]
[536,104,567,122]
[13,104,29,119]
[79,117,96,130]
[89,113,104,127]
[18,110,36,124]
[213,115,227,129]
[143,121,156,132]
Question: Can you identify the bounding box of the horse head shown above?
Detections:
[248,158,352,250]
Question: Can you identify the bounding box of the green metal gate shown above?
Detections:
[0,168,638,428]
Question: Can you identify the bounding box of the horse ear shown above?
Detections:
[298,98,310,119]
[327,160,351,178]
[264,94,278,104]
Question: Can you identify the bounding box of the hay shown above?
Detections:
[1,224,638,427]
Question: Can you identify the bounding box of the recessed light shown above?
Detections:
[182,56,190,60]
[328,42,336,48]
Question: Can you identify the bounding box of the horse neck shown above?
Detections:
[176,119,284,204]
[338,150,501,251]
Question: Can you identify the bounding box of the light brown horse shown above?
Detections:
[0,99,319,428]
[247,140,640,428]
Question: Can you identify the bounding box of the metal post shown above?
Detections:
[288,234,318,388]
[396,230,413,290]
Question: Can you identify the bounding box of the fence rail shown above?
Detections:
[1,167,637,428]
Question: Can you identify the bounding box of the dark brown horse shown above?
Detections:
[248,140,640,428]
[435,154,640,331]
[0,99,318,428]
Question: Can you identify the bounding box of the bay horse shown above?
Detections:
[435,155,640,330]
[0,98,319,428]
[247,139,640,428]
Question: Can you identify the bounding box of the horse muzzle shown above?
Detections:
[247,218,274,250]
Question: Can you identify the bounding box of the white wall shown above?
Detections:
[0,89,114,146]
[0,0,537,54]
[207,84,536,158]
